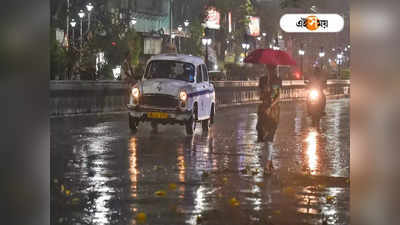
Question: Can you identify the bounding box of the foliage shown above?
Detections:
[181,18,204,57]
[225,63,263,80]
[51,0,142,80]
[341,69,350,80]
[50,28,67,80]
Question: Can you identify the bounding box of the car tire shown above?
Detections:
[129,114,139,132]
[210,104,215,125]
[185,108,197,135]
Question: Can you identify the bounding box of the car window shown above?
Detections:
[196,66,203,83]
[145,61,195,82]
[202,65,209,82]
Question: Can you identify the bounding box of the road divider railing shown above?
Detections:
[49,80,350,117]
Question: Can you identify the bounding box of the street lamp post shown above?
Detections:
[66,0,70,46]
[86,2,94,31]
[298,44,305,80]
[319,47,325,70]
[242,43,250,57]
[337,52,343,79]
[202,38,212,69]
[184,19,189,37]
[70,19,76,47]
[262,32,267,48]
[177,25,183,52]
[78,10,85,63]
[130,16,137,28]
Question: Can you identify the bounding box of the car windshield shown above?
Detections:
[145,61,195,82]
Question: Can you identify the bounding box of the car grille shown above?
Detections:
[140,94,179,108]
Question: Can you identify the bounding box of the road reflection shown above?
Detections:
[305,129,319,175]
[52,99,349,225]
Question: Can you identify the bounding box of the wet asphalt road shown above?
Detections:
[51,99,349,225]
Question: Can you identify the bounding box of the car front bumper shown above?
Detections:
[127,104,192,124]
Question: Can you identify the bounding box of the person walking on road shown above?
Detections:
[256,65,281,174]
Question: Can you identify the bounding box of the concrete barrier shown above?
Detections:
[49,80,350,116]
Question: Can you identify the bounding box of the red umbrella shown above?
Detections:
[244,48,297,66]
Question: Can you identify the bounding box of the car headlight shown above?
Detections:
[309,89,319,101]
[179,90,188,102]
[132,87,140,98]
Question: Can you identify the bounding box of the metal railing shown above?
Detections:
[49,80,350,116]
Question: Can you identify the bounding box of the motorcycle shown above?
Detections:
[306,88,325,124]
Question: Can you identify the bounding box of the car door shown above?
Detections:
[195,65,206,119]
[201,64,212,118]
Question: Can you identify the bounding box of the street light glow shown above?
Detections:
[86,2,94,12]
[177,25,183,32]
[242,43,250,50]
[298,49,305,56]
[319,52,325,58]
[262,32,266,37]
[202,38,211,45]
[78,10,85,18]
[184,20,190,27]
[70,19,76,27]
[257,36,261,41]
[131,17,137,25]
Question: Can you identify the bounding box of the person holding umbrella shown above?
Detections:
[244,48,296,174]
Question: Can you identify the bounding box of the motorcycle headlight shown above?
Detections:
[132,87,140,98]
[309,89,319,101]
[179,90,188,102]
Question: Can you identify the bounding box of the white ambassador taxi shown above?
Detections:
[127,54,216,135]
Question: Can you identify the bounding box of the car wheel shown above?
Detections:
[129,114,139,132]
[202,119,210,131]
[185,108,197,135]
[210,104,215,124]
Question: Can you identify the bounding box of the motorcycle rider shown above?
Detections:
[308,67,327,113]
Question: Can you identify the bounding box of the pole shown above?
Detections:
[205,43,209,69]
[66,0,69,46]
[80,18,83,63]
[170,0,173,45]
[301,55,304,80]
[72,27,75,46]
[88,12,91,31]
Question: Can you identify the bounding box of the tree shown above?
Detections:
[50,28,68,80]
[181,18,204,57]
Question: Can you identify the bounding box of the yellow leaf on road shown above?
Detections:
[155,190,166,197]
[169,183,177,190]
[229,197,240,207]
[136,212,147,223]
[326,196,335,202]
